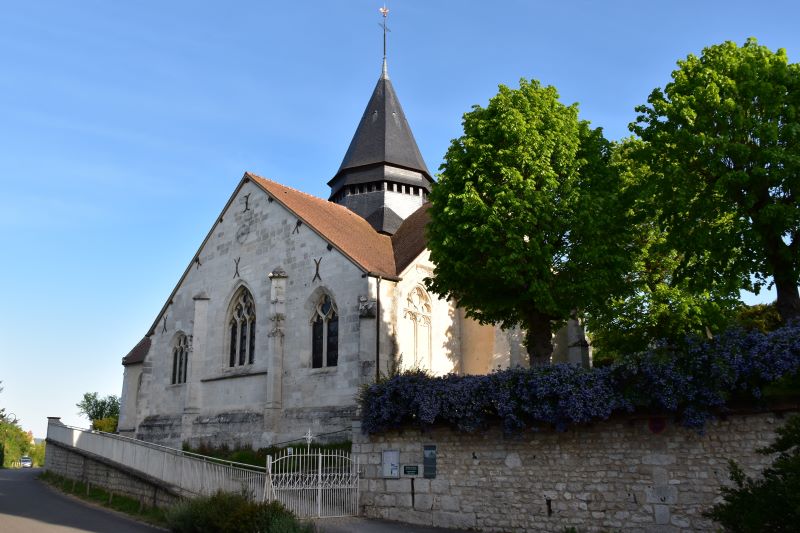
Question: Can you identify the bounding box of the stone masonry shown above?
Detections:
[45,440,182,509]
[352,411,791,532]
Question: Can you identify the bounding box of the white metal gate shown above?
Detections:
[263,448,359,518]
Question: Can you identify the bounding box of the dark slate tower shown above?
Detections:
[328,59,433,235]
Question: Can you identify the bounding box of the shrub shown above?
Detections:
[166,492,314,533]
[92,417,118,433]
[360,322,800,434]
[705,414,800,532]
[734,303,783,333]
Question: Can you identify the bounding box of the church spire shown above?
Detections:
[327,6,433,235]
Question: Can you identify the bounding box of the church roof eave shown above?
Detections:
[392,202,431,273]
[122,336,151,366]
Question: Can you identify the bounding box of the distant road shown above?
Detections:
[0,468,162,532]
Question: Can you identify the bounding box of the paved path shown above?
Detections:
[0,468,471,533]
[0,468,162,533]
[314,517,474,533]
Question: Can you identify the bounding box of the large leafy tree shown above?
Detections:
[586,139,742,360]
[633,39,800,322]
[426,79,631,366]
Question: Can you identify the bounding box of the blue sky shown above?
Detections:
[1,1,798,438]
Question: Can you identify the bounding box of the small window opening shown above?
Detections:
[228,288,256,367]
[311,294,339,368]
[171,334,189,385]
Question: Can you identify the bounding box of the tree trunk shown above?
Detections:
[756,220,800,323]
[525,311,554,367]
[775,275,800,323]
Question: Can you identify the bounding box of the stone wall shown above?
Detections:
[352,412,791,532]
[45,440,182,509]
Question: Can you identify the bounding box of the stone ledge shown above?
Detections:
[201,370,269,382]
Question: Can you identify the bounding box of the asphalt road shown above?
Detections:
[314,517,475,533]
[0,468,162,533]
[0,468,472,533]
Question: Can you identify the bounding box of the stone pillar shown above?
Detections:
[266,269,287,409]
[565,317,591,368]
[358,289,377,384]
[186,292,209,412]
[182,292,208,444]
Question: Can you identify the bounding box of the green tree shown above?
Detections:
[706,414,800,531]
[30,440,46,467]
[633,38,800,322]
[586,139,742,360]
[77,392,120,430]
[0,380,6,421]
[426,79,631,365]
[1,418,30,468]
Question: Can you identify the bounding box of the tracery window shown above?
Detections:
[404,286,432,369]
[228,287,256,367]
[171,333,189,384]
[311,294,338,368]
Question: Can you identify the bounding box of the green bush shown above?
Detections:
[734,303,782,333]
[92,416,118,433]
[705,414,800,531]
[166,492,314,533]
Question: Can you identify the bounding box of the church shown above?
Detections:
[117,57,589,448]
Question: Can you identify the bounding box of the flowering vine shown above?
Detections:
[359,323,800,434]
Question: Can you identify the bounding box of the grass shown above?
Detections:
[38,470,168,528]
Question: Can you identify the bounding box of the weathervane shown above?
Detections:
[379,5,390,60]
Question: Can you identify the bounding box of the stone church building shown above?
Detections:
[117,60,589,448]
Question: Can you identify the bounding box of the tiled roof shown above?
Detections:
[122,336,151,366]
[392,202,431,273]
[248,173,397,278]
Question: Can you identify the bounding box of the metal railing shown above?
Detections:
[46,421,267,500]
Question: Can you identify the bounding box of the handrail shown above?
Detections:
[51,423,266,472]
[47,420,359,517]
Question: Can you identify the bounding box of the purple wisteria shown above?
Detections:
[359,323,800,434]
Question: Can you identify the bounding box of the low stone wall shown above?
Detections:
[45,439,182,509]
[352,411,791,532]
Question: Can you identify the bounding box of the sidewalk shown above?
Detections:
[314,517,474,533]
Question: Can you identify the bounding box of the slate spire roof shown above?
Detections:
[328,60,433,195]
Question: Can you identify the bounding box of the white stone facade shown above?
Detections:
[118,177,548,448]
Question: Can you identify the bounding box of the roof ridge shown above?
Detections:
[247,172,371,222]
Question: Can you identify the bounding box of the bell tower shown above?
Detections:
[328,8,432,235]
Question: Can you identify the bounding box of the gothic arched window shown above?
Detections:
[311,294,338,368]
[404,286,432,369]
[228,287,256,367]
[171,333,189,384]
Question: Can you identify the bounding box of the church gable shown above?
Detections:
[144,173,397,339]
[131,175,373,435]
